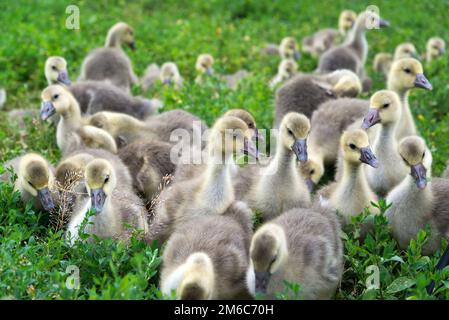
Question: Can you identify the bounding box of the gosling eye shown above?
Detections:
[404,68,412,74]
[51,65,57,71]
[248,122,254,129]
[383,103,390,109]
[53,94,59,100]
[27,181,35,188]
[422,151,425,159]
[287,128,294,136]
[349,143,357,150]
[310,169,315,175]
[104,175,110,184]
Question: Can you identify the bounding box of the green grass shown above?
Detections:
[1,0,449,300]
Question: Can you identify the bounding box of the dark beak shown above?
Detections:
[243,138,259,160]
[37,187,55,211]
[414,74,433,91]
[379,19,390,28]
[57,70,71,86]
[163,79,172,86]
[411,163,427,189]
[305,178,315,193]
[129,42,136,50]
[439,48,446,55]
[294,50,301,60]
[255,271,271,294]
[292,139,308,162]
[91,188,107,213]
[40,101,56,120]
[362,108,381,129]
[206,68,214,76]
[360,147,379,168]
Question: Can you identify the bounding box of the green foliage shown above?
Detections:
[1,0,449,300]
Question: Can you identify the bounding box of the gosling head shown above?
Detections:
[107,22,136,50]
[279,112,310,162]
[398,136,431,189]
[224,109,259,141]
[299,159,324,192]
[250,223,288,294]
[341,129,379,168]
[18,153,54,211]
[356,10,390,30]
[196,54,214,76]
[427,37,446,61]
[394,43,419,60]
[85,159,116,213]
[330,70,362,98]
[40,85,73,120]
[279,37,300,60]
[362,90,401,129]
[160,62,181,86]
[45,56,71,86]
[209,116,258,160]
[177,253,215,300]
[278,59,298,79]
[388,58,432,91]
[339,10,357,34]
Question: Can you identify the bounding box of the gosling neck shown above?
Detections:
[375,121,397,148]
[345,19,367,63]
[339,160,370,197]
[272,142,297,178]
[105,30,122,49]
[198,147,235,208]
[60,97,83,128]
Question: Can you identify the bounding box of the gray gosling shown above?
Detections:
[40,85,117,155]
[1,153,56,212]
[141,62,183,92]
[250,207,343,299]
[426,37,446,63]
[78,22,139,93]
[386,136,449,255]
[148,116,257,245]
[45,56,160,119]
[65,158,148,246]
[302,10,357,57]
[238,112,312,221]
[161,205,254,300]
[318,129,379,226]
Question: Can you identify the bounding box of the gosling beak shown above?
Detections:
[37,187,55,212]
[305,178,315,193]
[57,70,71,86]
[412,52,421,60]
[411,163,427,189]
[163,79,172,86]
[243,138,259,160]
[91,188,107,213]
[292,139,308,162]
[362,108,381,129]
[40,101,56,120]
[438,48,446,55]
[206,67,214,76]
[379,19,390,28]
[294,50,301,60]
[255,271,271,294]
[129,41,136,51]
[360,147,379,168]
[414,74,433,91]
